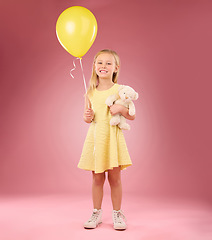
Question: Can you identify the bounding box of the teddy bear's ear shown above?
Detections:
[134,92,139,100]
[118,85,125,91]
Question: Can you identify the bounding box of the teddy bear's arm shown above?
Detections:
[128,101,136,116]
[105,94,119,107]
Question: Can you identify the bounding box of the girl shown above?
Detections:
[78,49,135,230]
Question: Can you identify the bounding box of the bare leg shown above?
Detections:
[92,171,106,210]
[108,166,122,210]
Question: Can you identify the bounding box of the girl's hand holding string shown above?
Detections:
[84,108,94,123]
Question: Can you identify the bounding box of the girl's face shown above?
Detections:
[94,53,119,80]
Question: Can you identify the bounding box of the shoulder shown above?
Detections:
[116,84,134,91]
[114,83,121,89]
[114,83,124,92]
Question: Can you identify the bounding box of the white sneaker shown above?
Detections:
[112,209,127,230]
[84,209,102,229]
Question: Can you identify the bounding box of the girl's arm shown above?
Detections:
[109,104,136,120]
[83,95,94,123]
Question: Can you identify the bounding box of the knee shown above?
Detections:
[108,175,121,187]
[93,174,105,186]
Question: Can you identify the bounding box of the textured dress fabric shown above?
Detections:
[78,83,132,173]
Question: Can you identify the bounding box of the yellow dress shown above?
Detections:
[78,83,132,173]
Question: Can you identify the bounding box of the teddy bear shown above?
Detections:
[105,85,139,130]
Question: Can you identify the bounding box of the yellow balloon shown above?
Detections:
[56,6,98,58]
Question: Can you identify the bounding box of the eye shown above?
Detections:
[107,62,112,65]
[123,92,125,94]
[97,62,102,64]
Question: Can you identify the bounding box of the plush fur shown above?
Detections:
[105,85,139,130]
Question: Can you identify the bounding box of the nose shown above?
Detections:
[125,96,128,99]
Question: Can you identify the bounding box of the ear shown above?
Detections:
[115,65,120,73]
[134,92,139,100]
[118,85,125,91]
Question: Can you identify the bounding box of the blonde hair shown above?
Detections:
[86,49,120,97]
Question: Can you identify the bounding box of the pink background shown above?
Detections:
[1,0,212,203]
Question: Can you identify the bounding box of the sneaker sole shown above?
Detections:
[114,225,127,231]
[114,228,126,231]
[84,221,102,229]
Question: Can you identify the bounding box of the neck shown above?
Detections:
[98,79,114,88]
[97,79,115,91]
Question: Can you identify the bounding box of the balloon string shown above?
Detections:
[70,58,87,94]
[79,58,90,109]
[70,57,89,108]
[79,58,87,94]
[70,57,80,78]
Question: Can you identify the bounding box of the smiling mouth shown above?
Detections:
[100,70,108,73]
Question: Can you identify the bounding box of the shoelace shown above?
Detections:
[114,210,127,223]
[88,210,100,222]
